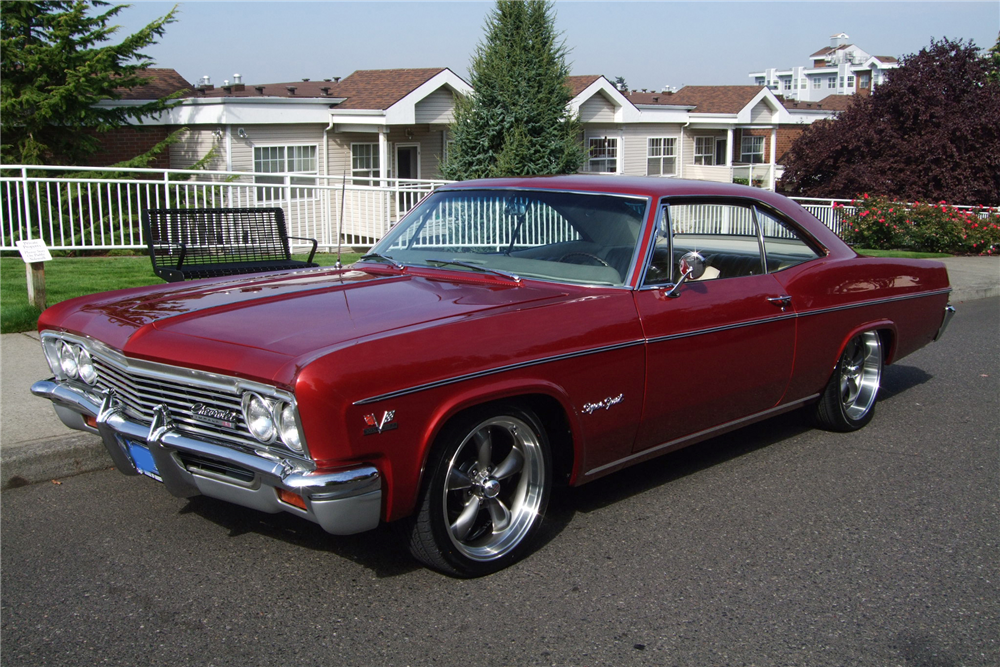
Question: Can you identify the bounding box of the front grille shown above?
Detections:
[94,357,254,449]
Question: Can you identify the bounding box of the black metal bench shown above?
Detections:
[143,208,318,282]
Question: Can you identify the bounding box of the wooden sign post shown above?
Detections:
[15,239,53,310]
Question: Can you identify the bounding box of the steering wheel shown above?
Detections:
[558,252,610,267]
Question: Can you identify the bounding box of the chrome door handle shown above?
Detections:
[767,295,792,310]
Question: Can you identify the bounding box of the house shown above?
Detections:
[105,67,473,188]
[749,33,899,102]
[99,68,841,193]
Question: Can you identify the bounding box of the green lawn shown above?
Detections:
[854,248,952,259]
[0,252,361,334]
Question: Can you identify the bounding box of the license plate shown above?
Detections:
[127,441,163,482]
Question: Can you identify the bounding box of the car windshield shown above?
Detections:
[363,189,648,286]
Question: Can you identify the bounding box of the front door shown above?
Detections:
[632,200,796,453]
[395,144,421,213]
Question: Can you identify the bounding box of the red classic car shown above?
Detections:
[32,175,955,576]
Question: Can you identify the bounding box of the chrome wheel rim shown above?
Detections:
[839,331,882,420]
[442,416,546,562]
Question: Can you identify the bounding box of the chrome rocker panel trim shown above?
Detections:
[31,379,381,535]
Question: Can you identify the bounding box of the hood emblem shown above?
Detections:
[364,410,397,435]
[582,394,624,415]
[190,403,240,429]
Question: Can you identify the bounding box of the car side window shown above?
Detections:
[644,202,765,286]
[755,206,823,271]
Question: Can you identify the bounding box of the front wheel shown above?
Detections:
[405,405,551,577]
[814,330,883,432]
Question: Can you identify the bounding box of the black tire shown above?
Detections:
[405,404,552,577]
[815,330,883,432]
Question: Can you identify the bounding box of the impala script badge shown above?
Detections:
[582,394,624,415]
[364,410,397,435]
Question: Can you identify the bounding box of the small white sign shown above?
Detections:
[15,239,52,264]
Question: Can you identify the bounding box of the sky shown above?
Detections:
[113,1,999,91]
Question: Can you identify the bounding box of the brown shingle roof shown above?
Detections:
[782,94,856,112]
[179,68,456,110]
[117,68,192,100]
[628,86,764,114]
[565,75,602,97]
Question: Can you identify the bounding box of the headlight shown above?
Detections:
[77,347,98,385]
[42,338,63,376]
[242,392,276,443]
[59,342,79,380]
[276,402,303,453]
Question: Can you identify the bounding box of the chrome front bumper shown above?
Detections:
[30,379,382,535]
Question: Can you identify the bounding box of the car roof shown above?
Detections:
[438,174,766,199]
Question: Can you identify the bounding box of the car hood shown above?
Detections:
[45,267,570,384]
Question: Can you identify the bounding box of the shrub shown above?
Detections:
[840,194,1000,255]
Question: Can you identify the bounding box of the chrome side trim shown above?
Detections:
[795,288,952,319]
[646,312,798,346]
[353,339,646,405]
[584,393,821,477]
[356,288,953,405]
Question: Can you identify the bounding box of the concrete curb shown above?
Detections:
[1,433,111,490]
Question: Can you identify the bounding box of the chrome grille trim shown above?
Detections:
[41,330,309,462]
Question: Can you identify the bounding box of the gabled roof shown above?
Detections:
[809,44,853,58]
[782,94,856,112]
[330,68,452,110]
[565,75,602,97]
[117,68,193,100]
[628,86,764,114]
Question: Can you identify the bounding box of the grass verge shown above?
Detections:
[854,248,952,259]
[1,252,361,334]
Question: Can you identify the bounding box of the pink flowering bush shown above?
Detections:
[840,195,1000,255]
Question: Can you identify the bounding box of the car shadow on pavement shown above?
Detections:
[178,496,421,578]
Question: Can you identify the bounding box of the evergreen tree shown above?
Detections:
[780,38,1000,205]
[442,0,585,180]
[1,1,179,165]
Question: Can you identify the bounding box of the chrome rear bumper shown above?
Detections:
[935,304,957,341]
[31,379,381,535]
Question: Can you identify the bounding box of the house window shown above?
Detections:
[847,75,855,88]
[740,136,765,164]
[352,143,380,185]
[694,137,715,165]
[647,137,676,176]
[253,145,317,202]
[755,76,765,86]
[813,78,821,89]
[859,73,871,88]
[587,137,618,173]
[782,79,792,91]
[799,80,807,90]
[839,76,845,88]
[828,76,836,88]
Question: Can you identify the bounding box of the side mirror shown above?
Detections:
[665,251,706,298]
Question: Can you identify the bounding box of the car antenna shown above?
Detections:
[335,169,346,269]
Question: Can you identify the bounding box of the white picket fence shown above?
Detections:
[1,165,993,252]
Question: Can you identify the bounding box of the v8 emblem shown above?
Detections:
[363,410,397,435]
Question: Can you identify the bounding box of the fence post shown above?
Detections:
[164,171,171,210]
[20,167,33,240]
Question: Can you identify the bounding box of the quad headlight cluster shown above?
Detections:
[241,391,304,453]
[44,339,98,385]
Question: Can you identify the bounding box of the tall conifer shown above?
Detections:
[442,0,584,180]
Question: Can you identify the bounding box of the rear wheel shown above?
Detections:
[815,330,883,432]
[406,405,551,577]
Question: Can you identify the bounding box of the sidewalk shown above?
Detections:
[2,256,997,489]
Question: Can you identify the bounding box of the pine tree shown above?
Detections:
[442,0,585,180]
[1,1,179,165]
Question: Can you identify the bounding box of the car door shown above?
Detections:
[631,199,797,453]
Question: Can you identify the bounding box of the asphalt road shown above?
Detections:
[2,298,997,667]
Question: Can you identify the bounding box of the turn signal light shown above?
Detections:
[84,415,98,429]
[278,488,307,510]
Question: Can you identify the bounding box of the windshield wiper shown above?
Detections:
[358,252,404,269]
[425,258,521,283]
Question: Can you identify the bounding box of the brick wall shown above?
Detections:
[736,127,806,164]
[87,127,173,168]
